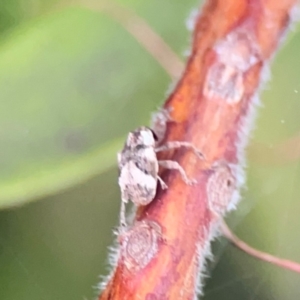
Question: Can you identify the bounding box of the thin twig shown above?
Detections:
[65,0,185,80]
[220,219,300,274]
[249,134,300,165]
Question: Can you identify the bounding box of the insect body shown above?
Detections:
[118,127,159,207]
[118,125,204,228]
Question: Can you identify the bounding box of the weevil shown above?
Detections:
[117,110,204,228]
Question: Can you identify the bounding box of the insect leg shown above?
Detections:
[155,141,205,159]
[158,160,197,185]
[157,176,168,189]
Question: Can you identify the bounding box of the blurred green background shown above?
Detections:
[0,0,299,299]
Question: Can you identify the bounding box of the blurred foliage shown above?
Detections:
[0,0,299,300]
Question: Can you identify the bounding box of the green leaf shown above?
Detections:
[0,7,168,208]
[0,137,123,208]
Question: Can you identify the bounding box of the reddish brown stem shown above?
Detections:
[99,0,298,299]
[221,220,300,274]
